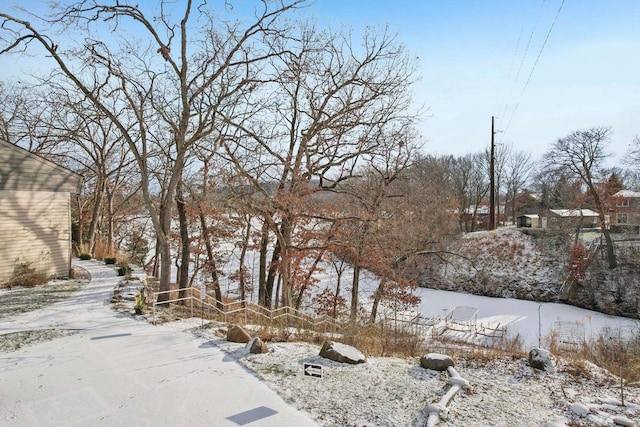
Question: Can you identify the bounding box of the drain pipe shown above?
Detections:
[425,366,469,427]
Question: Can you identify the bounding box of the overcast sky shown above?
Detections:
[2,0,638,166]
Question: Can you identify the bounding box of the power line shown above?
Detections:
[500,0,545,134]
[500,0,565,143]
[507,22,525,79]
[522,0,566,93]
[515,0,546,81]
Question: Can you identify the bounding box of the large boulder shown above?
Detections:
[227,324,251,343]
[420,353,455,371]
[319,340,366,364]
[528,348,556,373]
[246,337,269,354]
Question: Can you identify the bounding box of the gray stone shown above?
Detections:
[227,324,251,343]
[420,353,454,371]
[613,416,635,427]
[319,340,366,364]
[528,348,556,373]
[569,402,590,416]
[247,337,269,354]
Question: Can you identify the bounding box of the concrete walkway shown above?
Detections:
[0,260,318,426]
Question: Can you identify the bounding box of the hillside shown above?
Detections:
[194,327,640,427]
[422,228,640,319]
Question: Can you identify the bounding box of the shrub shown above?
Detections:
[104,257,117,265]
[93,240,112,261]
[567,243,593,285]
[7,262,48,288]
[79,253,92,260]
[117,262,132,276]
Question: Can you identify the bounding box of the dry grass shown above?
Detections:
[1,263,48,289]
[92,240,114,260]
[152,293,531,363]
[547,327,640,383]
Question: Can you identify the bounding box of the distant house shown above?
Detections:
[610,190,640,233]
[464,204,506,229]
[540,209,600,230]
[0,140,82,285]
[516,214,540,228]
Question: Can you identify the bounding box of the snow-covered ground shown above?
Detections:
[193,330,640,427]
[1,261,639,426]
[413,287,640,349]
[0,261,318,427]
[214,240,640,350]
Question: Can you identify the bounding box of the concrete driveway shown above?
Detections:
[0,261,318,426]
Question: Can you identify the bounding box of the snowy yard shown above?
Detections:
[192,326,640,427]
[2,261,640,426]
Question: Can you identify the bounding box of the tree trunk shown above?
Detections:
[588,182,617,269]
[106,193,114,255]
[370,281,385,323]
[258,219,269,307]
[176,184,190,300]
[87,174,106,255]
[280,218,292,308]
[238,219,251,306]
[294,250,324,310]
[332,268,343,319]
[152,238,160,278]
[601,226,617,269]
[264,236,282,310]
[350,263,361,322]
[157,236,172,303]
[75,195,84,255]
[198,211,222,309]
[156,193,175,303]
[274,274,281,310]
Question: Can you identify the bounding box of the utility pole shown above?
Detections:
[489,116,496,230]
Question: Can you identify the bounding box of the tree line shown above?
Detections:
[1,1,638,320]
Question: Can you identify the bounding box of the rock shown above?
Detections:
[547,417,569,427]
[420,353,455,371]
[570,403,590,416]
[227,324,251,343]
[246,337,268,354]
[613,416,635,427]
[319,340,366,364]
[528,348,556,373]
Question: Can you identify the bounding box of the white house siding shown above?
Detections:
[0,139,81,285]
[0,191,72,284]
[0,140,80,193]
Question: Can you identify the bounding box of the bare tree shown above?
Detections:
[487,143,511,225]
[623,135,640,188]
[0,1,307,300]
[219,23,420,308]
[543,126,617,269]
[626,135,640,165]
[504,148,533,224]
[0,81,138,256]
[450,152,489,232]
